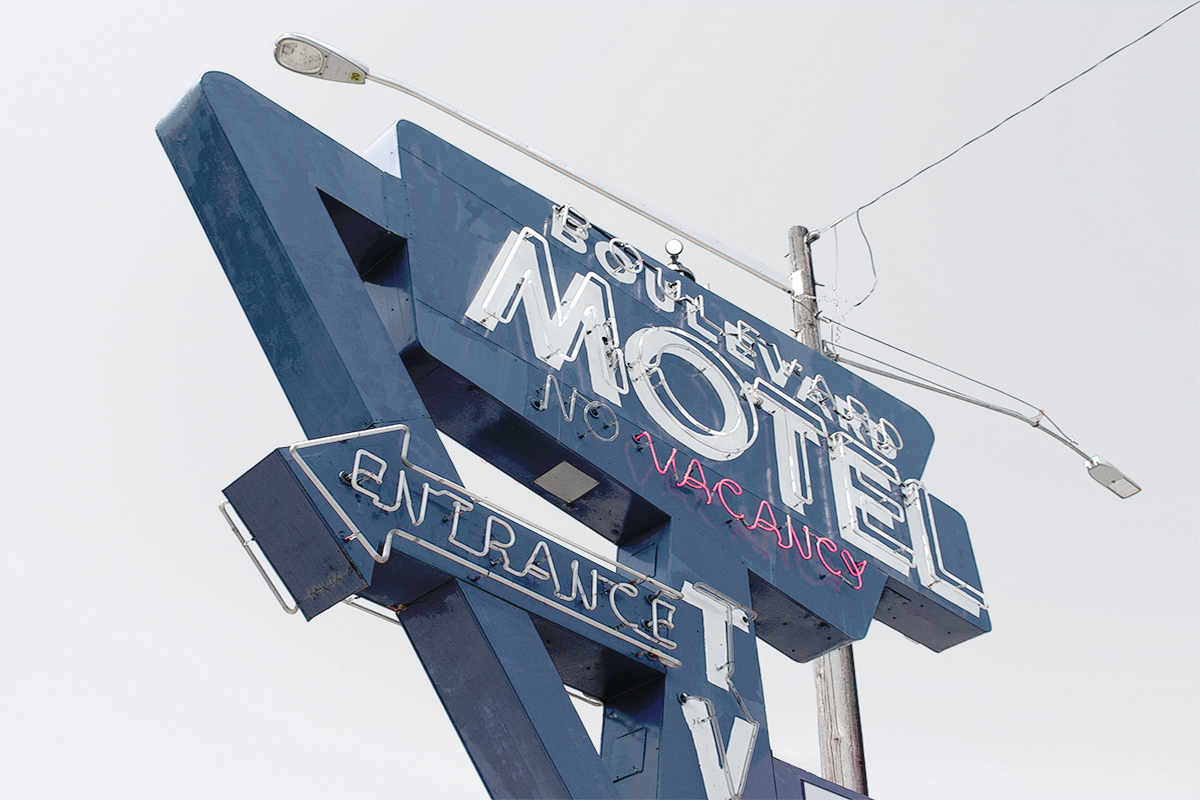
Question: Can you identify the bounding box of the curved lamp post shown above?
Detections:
[822,346,1141,498]
[274,33,1140,501]
[274,33,792,293]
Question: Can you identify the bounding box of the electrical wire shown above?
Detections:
[848,209,877,310]
[825,346,1096,462]
[826,224,845,345]
[827,341,965,398]
[824,316,1025,406]
[816,0,1200,238]
[821,316,1078,445]
[814,2,1198,314]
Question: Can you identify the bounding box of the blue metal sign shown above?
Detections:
[160,73,986,800]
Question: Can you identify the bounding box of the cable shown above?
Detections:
[826,224,845,344]
[826,344,1087,456]
[810,7,1197,447]
[824,317,1075,441]
[824,316,1027,406]
[817,0,1199,237]
[826,349,1094,462]
[847,209,878,310]
[828,341,966,397]
[822,316,1078,445]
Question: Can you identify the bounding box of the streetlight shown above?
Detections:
[272,33,791,292]
[274,33,1140,502]
[274,35,368,84]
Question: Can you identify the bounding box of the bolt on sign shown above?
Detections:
[159,73,988,800]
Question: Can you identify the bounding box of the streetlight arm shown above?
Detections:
[273,34,1139,501]
[825,352,1140,498]
[274,33,792,292]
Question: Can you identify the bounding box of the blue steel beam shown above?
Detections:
[159,72,989,799]
[401,580,618,800]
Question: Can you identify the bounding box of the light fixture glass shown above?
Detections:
[274,33,369,84]
[275,38,324,74]
[1086,457,1140,498]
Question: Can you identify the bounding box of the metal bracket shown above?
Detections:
[218,500,299,615]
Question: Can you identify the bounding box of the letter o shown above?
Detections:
[594,238,643,284]
[625,326,756,461]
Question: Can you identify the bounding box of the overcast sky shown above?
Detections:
[2,2,1196,799]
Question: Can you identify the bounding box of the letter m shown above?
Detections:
[466,227,628,405]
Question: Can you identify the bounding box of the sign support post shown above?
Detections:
[788,225,869,795]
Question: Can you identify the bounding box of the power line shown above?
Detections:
[848,210,876,310]
[820,315,1078,445]
[817,1,1200,237]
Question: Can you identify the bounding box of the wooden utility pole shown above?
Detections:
[788,226,821,351]
[787,225,869,796]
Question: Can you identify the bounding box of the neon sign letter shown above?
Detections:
[626,326,756,462]
[465,227,628,404]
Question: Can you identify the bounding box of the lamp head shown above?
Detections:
[1086,456,1140,499]
[274,33,369,84]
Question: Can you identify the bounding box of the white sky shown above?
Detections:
[1,2,1196,799]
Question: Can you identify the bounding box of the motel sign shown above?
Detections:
[160,73,987,800]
